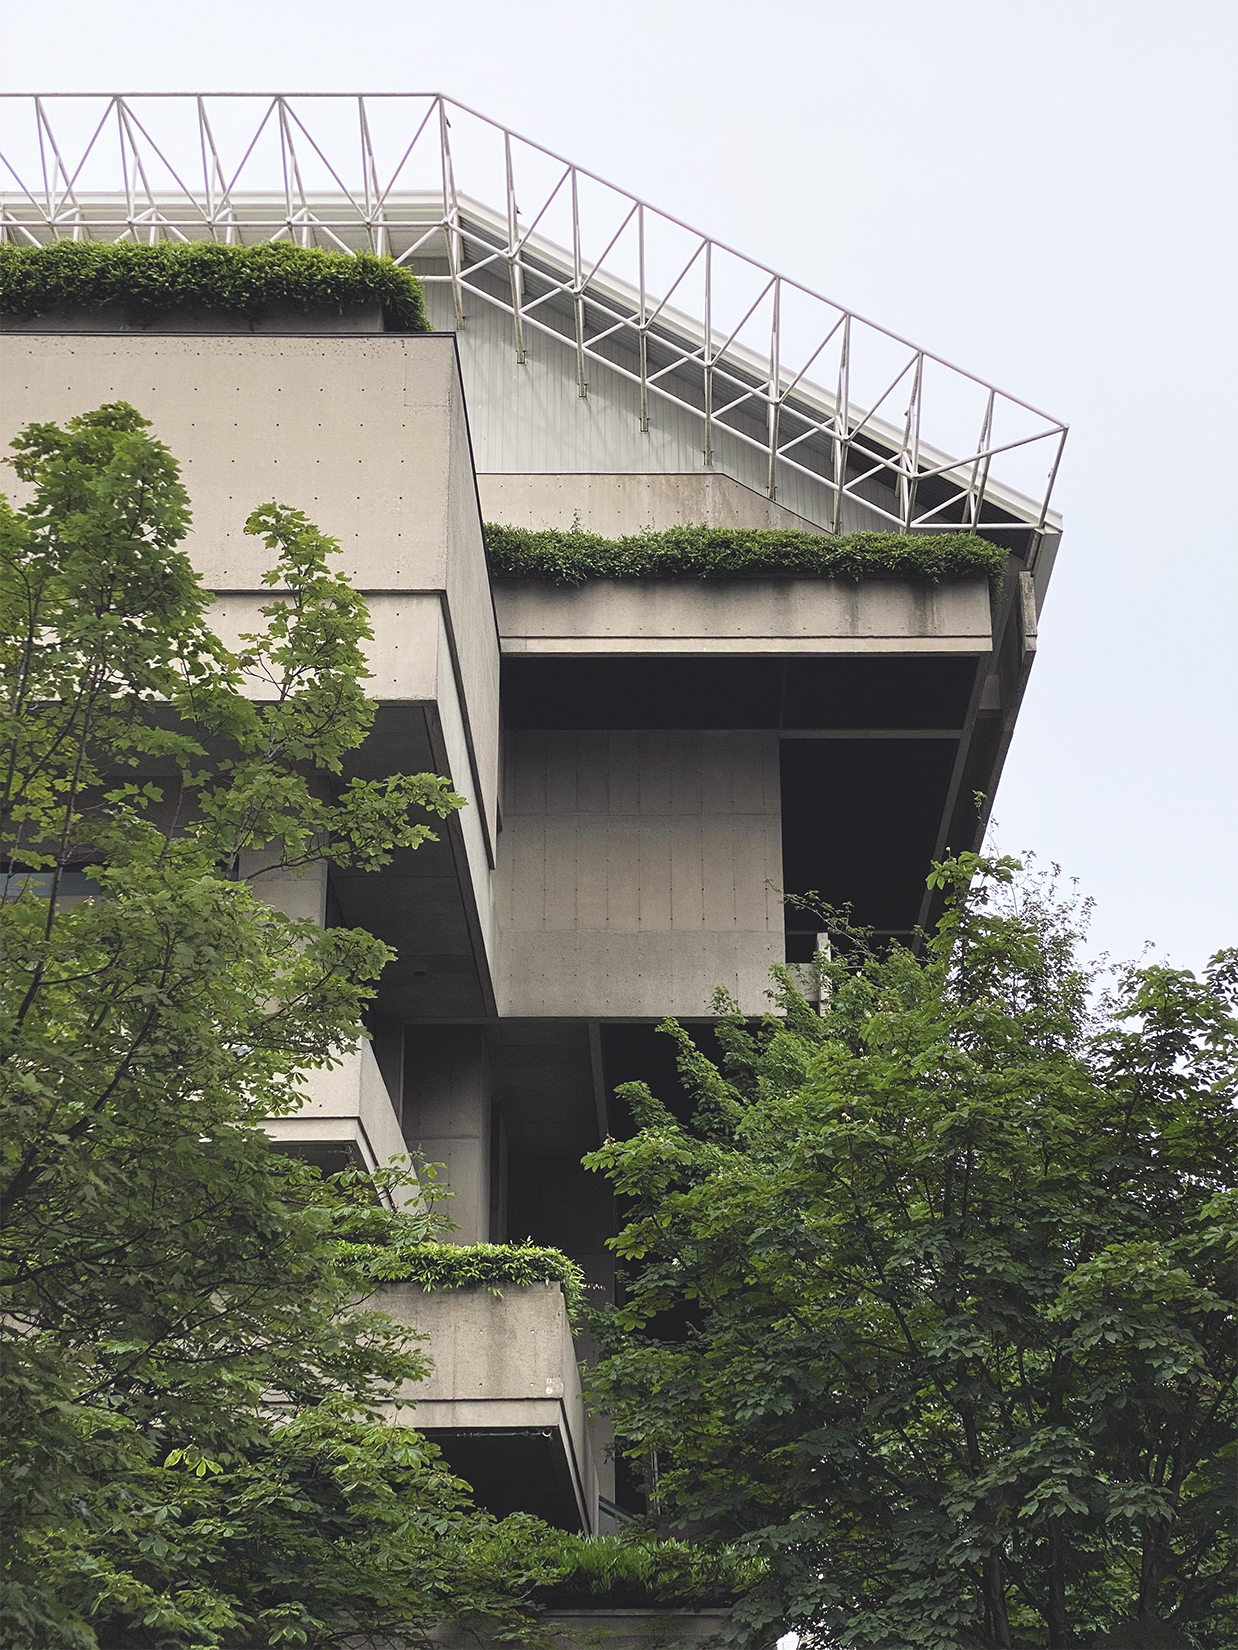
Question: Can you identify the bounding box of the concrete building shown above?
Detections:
[0,94,1066,1536]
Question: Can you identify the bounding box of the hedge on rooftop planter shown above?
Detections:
[0,238,431,331]
[483,523,1006,587]
[368,1241,588,1317]
[522,1532,763,1612]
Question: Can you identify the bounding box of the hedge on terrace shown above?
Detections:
[370,1241,587,1316]
[0,239,431,331]
[523,1532,763,1609]
[483,523,1006,586]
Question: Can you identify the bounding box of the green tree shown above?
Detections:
[0,402,519,1647]
[585,857,1237,1650]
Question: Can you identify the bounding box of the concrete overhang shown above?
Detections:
[495,576,993,658]
[264,1041,413,1201]
[379,1281,598,1532]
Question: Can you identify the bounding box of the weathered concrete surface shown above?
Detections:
[403,1027,494,1245]
[0,330,500,1003]
[479,470,827,537]
[379,1282,599,1531]
[265,1040,412,1196]
[496,575,993,656]
[498,731,783,1018]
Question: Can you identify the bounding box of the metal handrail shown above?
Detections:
[0,93,1067,551]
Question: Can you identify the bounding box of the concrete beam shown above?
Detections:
[496,576,993,657]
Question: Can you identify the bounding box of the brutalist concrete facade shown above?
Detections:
[0,308,1055,1533]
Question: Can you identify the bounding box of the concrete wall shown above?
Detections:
[403,1027,494,1244]
[423,277,892,534]
[478,471,828,536]
[498,730,783,1018]
[496,576,994,658]
[379,1281,599,1531]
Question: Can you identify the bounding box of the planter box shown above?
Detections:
[426,1610,731,1650]
[0,300,386,333]
[495,574,993,659]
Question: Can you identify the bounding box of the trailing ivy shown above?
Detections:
[0,239,431,331]
[369,1241,587,1316]
[484,522,1005,587]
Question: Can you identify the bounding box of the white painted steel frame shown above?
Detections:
[0,93,1067,556]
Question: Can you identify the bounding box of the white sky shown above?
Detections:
[3,0,1235,973]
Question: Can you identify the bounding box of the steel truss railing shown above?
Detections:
[0,93,1066,552]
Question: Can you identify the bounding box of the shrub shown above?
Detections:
[483,522,1005,586]
[0,238,431,330]
[370,1241,588,1317]
[505,1527,764,1611]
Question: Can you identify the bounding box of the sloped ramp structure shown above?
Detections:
[0,93,1064,562]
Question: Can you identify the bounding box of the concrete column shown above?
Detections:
[404,1027,493,1243]
[369,1016,405,1123]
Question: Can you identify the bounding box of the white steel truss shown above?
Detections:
[0,93,1066,554]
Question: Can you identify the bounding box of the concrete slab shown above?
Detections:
[379,1281,599,1532]
[265,1040,413,1201]
[496,575,993,657]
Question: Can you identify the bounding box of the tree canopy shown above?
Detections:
[585,857,1237,1650]
[0,402,522,1648]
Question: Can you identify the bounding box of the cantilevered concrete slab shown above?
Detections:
[495,576,993,657]
[380,1282,601,1532]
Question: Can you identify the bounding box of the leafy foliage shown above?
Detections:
[584,857,1237,1650]
[484,523,1006,587]
[368,1241,589,1319]
[520,1530,762,1610]
[22,1408,562,1650]
[0,403,470,1646]
[0,239,431,331]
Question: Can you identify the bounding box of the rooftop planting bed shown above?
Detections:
[522,1532,762,1610]
[367,1241,587,1317]
[0,239,431,331]
[484,524,1006,587]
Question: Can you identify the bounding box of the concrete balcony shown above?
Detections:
[0,329,502,1024]
[379,1281,601,1533]
[495,572,993,658]
[264,1039,413,1202]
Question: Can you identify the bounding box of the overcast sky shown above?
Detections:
[3,0,1235,973]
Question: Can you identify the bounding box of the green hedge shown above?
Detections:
[522,1532,762,1610]
[0,239,431,331]
[371,1242,587,1315]
[483,523,1005,586]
